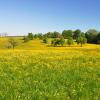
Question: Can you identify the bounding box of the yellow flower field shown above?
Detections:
[0,38,100,99]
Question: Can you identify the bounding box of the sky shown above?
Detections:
[0,0,100,36]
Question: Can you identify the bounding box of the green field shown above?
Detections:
[0,38,100,100]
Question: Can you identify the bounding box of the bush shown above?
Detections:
[43,38,48,43]
[51,38,65,47]
[23,36,30,43]
[59,37,65,46]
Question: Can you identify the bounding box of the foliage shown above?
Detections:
[85,29,98,43]
[95,32,100,44]
[67,37,74,47]
[59,37,65,46]
[62,30,73,39]
[23,36,30,43]
[53,31,61,38]
[51,38,65,47]
[37,33,43,39]
[8,38,17,49]
[76,36,87,47]
[43,37,48,43]
[28,33,34,40]
[45,32,53,38]
[51,38,60,47]
[73,29,81,39]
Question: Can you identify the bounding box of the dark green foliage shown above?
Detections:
[81,32,85,37]
[59,37,65,46]
[85,29,98,43]
[67,37,74,47]
[76,36,87,47]
[95,32,100,44]
[33,34,38,39]
[23,36,30,43]
[51,39,60,47]
[62,30,73,39]
[53,31,61,38]
[43,32,61,38]
[28,33,34,40]
[25,28,100,45]
[37,33,43,39]
[51,38,65,47]
[45,32,53,38]
[73,29,81,39]
[43,38,48,44]
[8,38,17,49]
[33,33,43,39]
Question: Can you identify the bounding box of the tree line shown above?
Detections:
[7,29,100,49]
[24,29,100,44]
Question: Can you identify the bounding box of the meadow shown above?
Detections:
[0,38,100,100]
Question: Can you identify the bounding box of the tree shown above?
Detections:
[67,37,74,47]
[37,33,43,39]
[81,32,85,37]
[8,38,17,49]
[85,29,98,43]
[53,31,61,38]
[28,33,34,40]
[51,39,60,47]
[73,29,81,39]
[62,30,73,39]
[23,36,30,43]
[76,36,87,47]
[51,38,65,47]
[51,39,58,47]
[45,32,53,38]
[33,34,38,39]
[43,37,48,43]
[95,32,100,44]
[59,37,65,46]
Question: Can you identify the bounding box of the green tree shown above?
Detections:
[33,34,38,39]
[28,33,34,40]
[43,37,48,44]
[59,37,65,46]
[95,32,100,44]
[23,36,30,43]
[62,30,73,39]
[51,38,65,47]
[76,36,87,47]
[51,39,57,47]
[8,38,17,49]
[85,29,98,43]
[73,29,81,39]
[46,32,53,38]
[37,33,43,39]
[67,37,74,47]
[53,31,61,38]
[51,39,60,47]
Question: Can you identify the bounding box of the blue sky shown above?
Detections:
[0,0,100,36]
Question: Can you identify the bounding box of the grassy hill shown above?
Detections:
[0,37,100,99]
[0,37,100,50]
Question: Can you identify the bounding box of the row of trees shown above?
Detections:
[7,29,99,49]
[47,34,87,47]
[24,29,100,44]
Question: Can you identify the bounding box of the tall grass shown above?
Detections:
[0,49,100,100]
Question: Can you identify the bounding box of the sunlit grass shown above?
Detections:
[0,37,100,99]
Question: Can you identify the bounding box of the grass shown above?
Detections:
[0,37,100,100]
